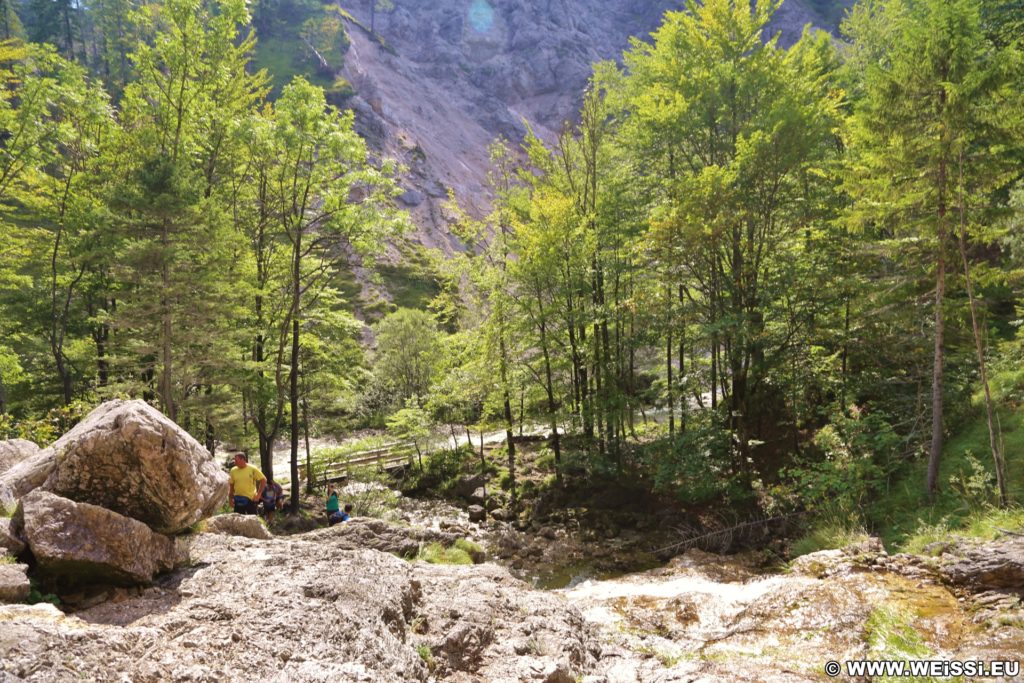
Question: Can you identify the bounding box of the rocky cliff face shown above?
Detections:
[337,0,849,252]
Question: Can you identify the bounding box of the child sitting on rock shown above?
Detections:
[329,503,353,526]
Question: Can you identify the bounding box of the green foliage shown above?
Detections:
[386,403,432,453]
[419,446,472,494]
[250,0,344,97]
[415,541,473,565]
[901,506,1024,554]
[26,585,60,606]
[0,399,93,443]
[643,414,736,505]
[777,411,901,515]
[372,308,442,408]
[415,643,434,666]
[870,408,1024,547]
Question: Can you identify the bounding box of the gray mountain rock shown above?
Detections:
[942,536,1024,591]
[40,399,228,534]
[0,517,24,556]
[12,490,180,588]
[337,0,846,260]
[0,531,597,682]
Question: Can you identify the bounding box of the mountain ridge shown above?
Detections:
[335,0,850,256]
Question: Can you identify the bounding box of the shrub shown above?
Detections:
[534,447,555,472]
[780,410,900,516]
[641,411,735,505]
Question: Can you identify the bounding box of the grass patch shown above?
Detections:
[0,553,15,564]
[251,33,334,98]
[902,505,1024,555]
[453,538,483,558]
[869,408,1024,549]
[415,643,435,671]
[862,606,949,683]
[416,542,473,565]
[790,519,870,558]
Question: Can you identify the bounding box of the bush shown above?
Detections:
[778,409,900,516]
[0,399,94,445]
[641,411,735,505]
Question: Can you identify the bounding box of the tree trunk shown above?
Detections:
[536,287,562,487]
[303,394,314,494]
[288,234,302,512]
[160,220,175,421]
[926,167,947,500]
[955,154,1006,507]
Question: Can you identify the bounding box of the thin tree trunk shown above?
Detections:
[956,154,1006,507]
[288,233,302,512]
[303,394,314,493]
[926,162,948,499]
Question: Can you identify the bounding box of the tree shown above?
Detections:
[269,76,403,508]
[620,0,842,479]
[843,0,1021,499]
[386,401,431,470]
[109,0,261,422]
[372,307,441,405]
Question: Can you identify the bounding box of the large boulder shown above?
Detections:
[0,439,40,476]
[12,490,179,587]
[41,399,228,534]
[0,563,30,603]
[942,537,1024,591]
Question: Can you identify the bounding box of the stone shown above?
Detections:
[13,490,179,587]
[0,449,57,515]
[204,513,273,540]
[41,399,229,534]
[0,439,40,476]
[470,486,487,505]
[467,505,486,523]
[0,563,30,603]
[0,517,25,556]
[453,474,485,501]
[399,188,426,206]
[942,537,1024,591]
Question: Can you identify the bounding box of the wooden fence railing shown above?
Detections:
[314,442,413,485]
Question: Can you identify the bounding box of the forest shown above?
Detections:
[0,0,1023,551]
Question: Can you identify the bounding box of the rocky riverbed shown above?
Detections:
[2,403,1022,682]
[3,516,1023,682]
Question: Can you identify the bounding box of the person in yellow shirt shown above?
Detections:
[228,452,266,515]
